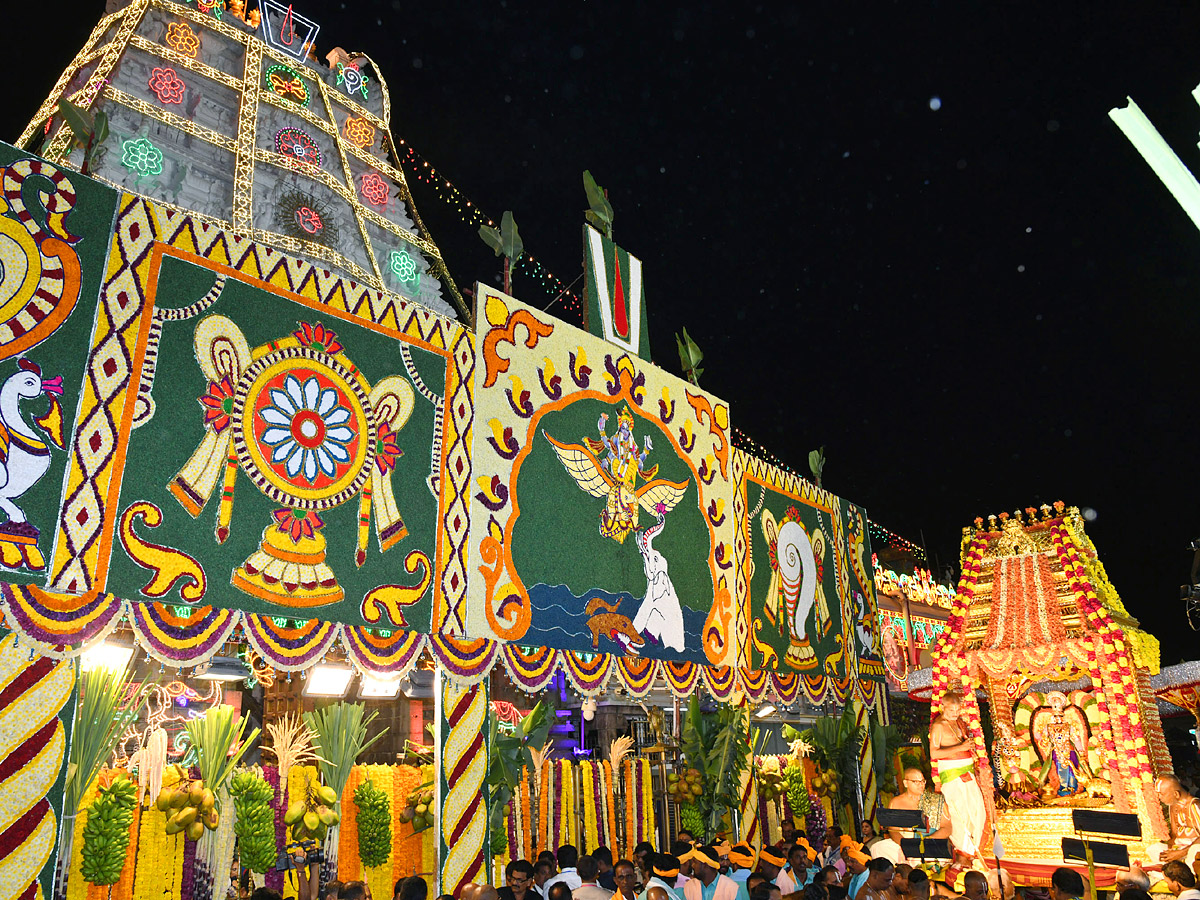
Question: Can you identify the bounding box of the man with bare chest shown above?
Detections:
[929,689,987,860]
[871,769,951,863]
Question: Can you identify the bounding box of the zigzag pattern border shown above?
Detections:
[48,194,472,624]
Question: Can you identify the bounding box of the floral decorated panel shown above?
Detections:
[465,284,736,668]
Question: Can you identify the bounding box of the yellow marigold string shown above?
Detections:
[284,766,318,900]
[519,767,533,861]
[109,767,140,900]
[540,761,552,851]
[420,764,436,893]
[339,766,365,881]
[393,764,423,883]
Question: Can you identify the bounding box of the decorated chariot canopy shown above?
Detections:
[928,504,1168,863]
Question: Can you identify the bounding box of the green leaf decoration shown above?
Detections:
[583,169,614,236]
[809,446,826,486]
[676,327,705,386]
[92,109,109,148]
[304,702,387,804]
[479,210,524,262]
[479,223,503,256]
[183,705,260,805]
[57,99,94,149]
[66,665,153,817]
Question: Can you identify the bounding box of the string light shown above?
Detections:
[867,520,927,562]
[731,427,811,484]
[393,139,584,317]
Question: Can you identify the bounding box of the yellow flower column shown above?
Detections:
[437,675,489,894]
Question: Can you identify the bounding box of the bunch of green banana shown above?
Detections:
[678,802,704,839]
[155,777,219,841]
[80,774,138,885]
[784,762,811,816]
[230,769,278,873]
[353,778,392,869]
[398,785,435,833]
[284,782,339,844]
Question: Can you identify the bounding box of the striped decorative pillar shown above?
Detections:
[854,699,878,826]
[436,674,490,895]
[738,767,761,857]
[0,633,76,900]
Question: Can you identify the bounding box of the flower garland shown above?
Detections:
[507,769,531,863]
[540,760,555,853]
[362,765,395,900]
[392,764,423,884]
[65,776,99,900]
[134,764,184,900]
[561,760,576,849]
[580,761,600,852]
[622,759,655,848]
[601,762,618,856]
[264,766,285,893]
[338,766,367,881]
[180,811,197,900]
[520,768,534,862]
[208,784,238,900]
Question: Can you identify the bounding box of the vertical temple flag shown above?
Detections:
[583,224,651,360]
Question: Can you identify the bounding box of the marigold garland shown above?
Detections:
[520,767,534,861]
[134,763,185,900]
[338,766,367,881]
[392,764,423,883]
[602,761,618,858]
[580,761,600,852]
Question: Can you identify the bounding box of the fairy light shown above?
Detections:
[867,520,927,562]
[393,138,584,317]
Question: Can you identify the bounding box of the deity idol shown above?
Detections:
[1032,691,1092,799]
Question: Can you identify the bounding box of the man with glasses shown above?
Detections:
[871,769,950,864]
[499,861,537,900]
[612,860,639,900]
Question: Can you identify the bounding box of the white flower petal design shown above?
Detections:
[258,374,359,485]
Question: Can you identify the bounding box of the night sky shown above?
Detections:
[10,3,1200,663]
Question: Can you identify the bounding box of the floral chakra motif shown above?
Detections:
[274,127,321,168]
[149,66,186,104]
[165,21,201,58]
[389,248,420,289]
[121,137,164,177]
[343,115,376,150]
[360,171,390,208]
[259,374,355,484]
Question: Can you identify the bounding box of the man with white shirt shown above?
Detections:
[1162,862,1200,900]
[544,846,583,898]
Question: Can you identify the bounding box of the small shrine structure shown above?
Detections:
[930,504,1167,869]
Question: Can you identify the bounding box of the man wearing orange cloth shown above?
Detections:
[930,689,987,861]
[1148,775,1200,868]
[682,847,741,900]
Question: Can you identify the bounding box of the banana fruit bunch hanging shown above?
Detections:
[678,802,704,839]
[80,774,138,885]
[399,785,435,833]
[155,767,220,841]
[784,762,811,816]
[353,778,392,869]
[230,769,278,873]
[284,783,340,843]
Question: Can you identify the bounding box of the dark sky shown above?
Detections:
[10,2,1200,663]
